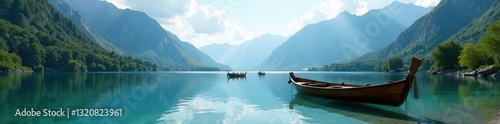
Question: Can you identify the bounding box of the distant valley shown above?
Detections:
[199,34,286,70]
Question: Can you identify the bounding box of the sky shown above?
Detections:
[105,0,440,48]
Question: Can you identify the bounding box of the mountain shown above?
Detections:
[48,0,188,70]
[59,0,230,70]
[199,34,286,70]
[357,0,498,61]
[48,0,124,55]
[258,2,433,70]
[0,0,157,72]
[448,1,500,44]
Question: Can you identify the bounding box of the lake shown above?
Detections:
[1,71,500,123]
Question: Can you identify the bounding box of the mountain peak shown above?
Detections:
[382,1,419,11]
[258,1,433,70]
[387,1,406,6]
[338,11,352,17]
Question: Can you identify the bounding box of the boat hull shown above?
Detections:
[227,71,246,77]
[290,77,410,106]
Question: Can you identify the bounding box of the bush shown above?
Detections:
[33,64,44,72]
[386,56,404,72]
[0,49,23,72]
[459,42,488,70]
[431,40,462,69]
[63,59,87,72]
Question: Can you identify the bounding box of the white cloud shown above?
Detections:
[188,5,226,34]
[355,0,369,15]
[415,0,440,7]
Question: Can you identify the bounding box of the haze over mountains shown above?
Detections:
[257,2,433,70]
[199,34,287,70]
[53,0,230,70]
[356,0,499,61]
[49,0,124,55]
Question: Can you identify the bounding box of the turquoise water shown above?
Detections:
[1,72,500,123]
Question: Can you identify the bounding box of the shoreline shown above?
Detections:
[427,65,500,77]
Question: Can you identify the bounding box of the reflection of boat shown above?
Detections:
[227,76,246,79]
[227,71,246,77]
[288,57,422,106]
[227,76,246,83]
[258,71,265,76]
[289,93,444,123]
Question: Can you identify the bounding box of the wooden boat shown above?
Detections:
[288,57,422,106]
[258,71,266,75]
[227,71,246,77]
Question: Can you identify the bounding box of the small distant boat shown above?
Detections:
[288,57,422,106]
[227,71,246,77]
[258,71,266,75]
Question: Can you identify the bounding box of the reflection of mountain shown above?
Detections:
[200,34,286,70]
[258,2,432,70]
[52,0,230,70]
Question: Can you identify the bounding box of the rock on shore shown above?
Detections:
[428,65,498,77]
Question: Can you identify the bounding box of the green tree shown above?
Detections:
[479,19,500,65]
[33,64,44,72]
[431,40,462,69]
[459,42,488,70]
[0,49,22,71]
[0,39,8,51]
[386,56,404,72]
[63,59,86,72]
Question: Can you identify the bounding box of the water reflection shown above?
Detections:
[227,76,246,83]
[405,73,500,124]
[157,95,307,123]
[0,72,219,123]
[1,72,500,123]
